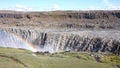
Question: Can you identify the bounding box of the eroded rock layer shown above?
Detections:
[0,10,120,30]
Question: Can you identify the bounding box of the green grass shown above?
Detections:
[0,47,119,68]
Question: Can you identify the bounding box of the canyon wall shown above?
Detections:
[0,10,120,30]
[0,10,120,19]
[0,10,120,54]
[1,28,119,54]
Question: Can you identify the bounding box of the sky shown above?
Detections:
[0,0,120,11]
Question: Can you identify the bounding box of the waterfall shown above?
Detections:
[0,29,120,54]
[0,29,37,52]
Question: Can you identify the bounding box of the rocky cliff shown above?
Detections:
[1,28,119,54]
[0,10,120,54]
[0,10,120,30]
[1,10,120,19]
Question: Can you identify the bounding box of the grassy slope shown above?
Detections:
[0,47,119,68]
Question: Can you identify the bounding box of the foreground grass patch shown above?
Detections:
[0,47,119,68]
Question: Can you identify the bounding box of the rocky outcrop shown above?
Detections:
[0,13,23,19]
[66,11,120,19]
[0,13,32,19]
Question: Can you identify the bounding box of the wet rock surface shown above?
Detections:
[0,28,119,54]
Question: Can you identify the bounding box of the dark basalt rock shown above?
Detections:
[35,51,50,55]
[66,11,120,19]
[0,13,24,19]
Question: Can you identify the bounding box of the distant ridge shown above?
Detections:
[0,10,120,30]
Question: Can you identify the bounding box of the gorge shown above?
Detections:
[0,10,120,54]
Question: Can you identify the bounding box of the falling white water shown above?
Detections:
[0,29,35,51]
[35,44,55,53]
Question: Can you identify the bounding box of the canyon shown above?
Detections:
[0,10,120,54]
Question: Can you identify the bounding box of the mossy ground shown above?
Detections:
[0,47,119,68]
